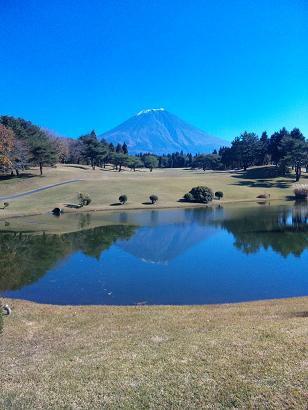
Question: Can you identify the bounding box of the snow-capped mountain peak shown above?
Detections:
[101,109,229,154]
[136,108,165,116]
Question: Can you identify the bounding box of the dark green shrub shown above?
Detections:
[215,191,224,200]
[119,194,127,204]
[184,186,214,203]
[183,192,194,202]
[78,192,92,206]
[149,194,158,204]
[51,207,63,216]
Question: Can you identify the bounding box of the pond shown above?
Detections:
[1,202,308,305]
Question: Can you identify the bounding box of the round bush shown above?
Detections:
[215,191,224,200]
[119,194,128,204]
[185,186,214,204]
[51,207,63,216]
[149,194,158,204]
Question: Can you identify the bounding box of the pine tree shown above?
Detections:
[122,142,128,155]
[30,141,58,175]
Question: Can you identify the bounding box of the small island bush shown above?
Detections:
[149,194,158,204]
[1,202,9,210]
[183,186,214,204]
[119,194,128,204]
[215,191,223,200]
[294,184,308,199]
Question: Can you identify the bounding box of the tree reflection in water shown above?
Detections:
[217,202,308,257]
[1,202,308,296]
[0,224,136,292]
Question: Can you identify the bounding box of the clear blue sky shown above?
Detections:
[0,0,307,140]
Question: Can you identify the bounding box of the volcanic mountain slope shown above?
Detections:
[101,108,229,154]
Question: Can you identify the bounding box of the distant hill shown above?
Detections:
[100,108,229,154]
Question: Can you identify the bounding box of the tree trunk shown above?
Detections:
[39,162,43,175]
[119,164,122,172]
[295,165,301,182]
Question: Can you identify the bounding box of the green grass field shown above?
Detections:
[1,297,307,409]
[0,164,304,219]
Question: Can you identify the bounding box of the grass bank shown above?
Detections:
[1,297,307,409]
[0,165,304,219]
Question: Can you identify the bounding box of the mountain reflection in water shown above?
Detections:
[1,202,308,304]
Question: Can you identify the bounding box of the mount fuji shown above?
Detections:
[100,108,229,154]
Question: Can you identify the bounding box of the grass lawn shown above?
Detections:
[1,297,307,409]
[0,165,305,219]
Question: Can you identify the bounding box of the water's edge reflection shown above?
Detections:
[1,202,308,304]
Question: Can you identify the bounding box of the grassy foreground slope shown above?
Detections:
[0,165,304,218]
[1,297,308,409]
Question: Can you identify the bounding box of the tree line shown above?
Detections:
[218,129,307,181]
[0,116,159,175]
[0,116,57,176]
[0,115,307,180]
[186,128,307,181]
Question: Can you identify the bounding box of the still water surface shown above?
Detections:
[1,202,308,305]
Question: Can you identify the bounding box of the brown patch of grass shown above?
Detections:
[1,297,308,409]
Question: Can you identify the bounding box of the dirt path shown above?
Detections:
[0,179,83,201]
